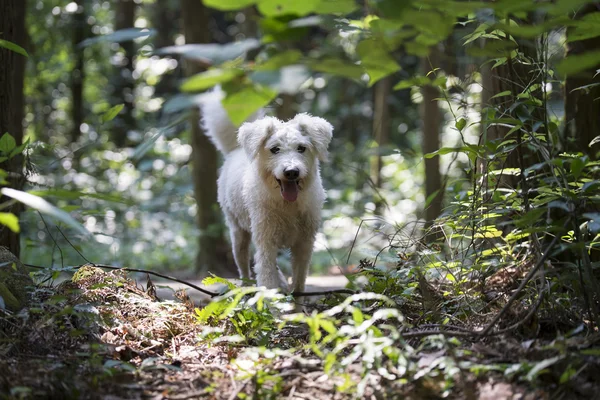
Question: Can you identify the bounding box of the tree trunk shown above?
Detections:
[479,32,542,193]
[277,94,295,121]
[565,6,600,157]
[0,1,27,257]
[181,0,236,278]
[421,50,443,230]
[112,0,136,147]
[370,76,392,214]
[71,0,87,143]
[565,6,600,269]
[151,0,179,98]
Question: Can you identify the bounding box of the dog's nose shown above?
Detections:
[284,168,300,181]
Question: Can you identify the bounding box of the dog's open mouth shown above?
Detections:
[276,178,300,202]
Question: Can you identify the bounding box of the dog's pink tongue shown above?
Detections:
[281,180,299,202]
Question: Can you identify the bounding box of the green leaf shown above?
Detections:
[581,348,600,356]
[425,146,480,159]
[372,0,411,20]
[181,69,243,92]
[309,58,364,80]
[525,356,562,381]
[455,118,466,132]
[0,188,91,238]
[582,181,600,194]
[222,84,277,126]
[255,50,303,71]
[0,39,28,57]
[570,156,587,179]
[557,50,600,76]
[0,213,19,233]
[489,90,512,100]
[0,133,16,155]
[567,12,600,42]
[79,28,155,47]
[313,0,358,14]
[393,76,431,90]
[162,93,208,114]
[401,9,455,40]
[425,189,441,209]
[257,0,320,17]
[559,365,577,384]
[28,188,132,205]
[9,138,30,159]
[312,0,359,14]
[202,274,237,290]
[202,0,256,11]
[357,39,400,86]
[156,39,260,65]
[101,104,124,124]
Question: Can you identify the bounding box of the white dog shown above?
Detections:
[200,88,333,293]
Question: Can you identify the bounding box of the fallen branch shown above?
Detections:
[24,262,355,299]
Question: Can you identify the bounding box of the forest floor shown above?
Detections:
[152,275,350,304]
[1,266,599,399]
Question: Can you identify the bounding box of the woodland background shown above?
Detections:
[2,0,600,398]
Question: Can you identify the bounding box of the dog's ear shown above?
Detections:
[238,117,279,159]
[293,113,333,162]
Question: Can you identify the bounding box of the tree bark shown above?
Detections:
[0,0,27,257]
[151,0,179,98]
[181,0,235,277]
[479,32,543,192]
[71,0,87,143]
[277,94,295,121]
[370,76,392,214]
[565,5,600,157]
[421,50,443,230]
[112,0,136,147]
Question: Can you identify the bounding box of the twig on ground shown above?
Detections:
[24,262,355,299]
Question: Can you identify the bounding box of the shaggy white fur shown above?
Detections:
[200,87,333,292]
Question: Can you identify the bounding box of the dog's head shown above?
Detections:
[238,113,333,202]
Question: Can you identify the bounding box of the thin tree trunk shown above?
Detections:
[479,31,542,191]
[370,76,392,214]
[565,5,600,157]
[151,0,178,98]
[0,0,27,257]
[181,0,235,277]
[421,50,443,230]
[112,0,136,147]
[565,6,600,268]
[71,0,86,143]
[277,94,295,121]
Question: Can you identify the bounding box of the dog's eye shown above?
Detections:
[270,146,280,154]
[297,145,306,153]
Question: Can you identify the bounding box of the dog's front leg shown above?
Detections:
[230,227,251,280]
[290,239,314,293]
[254,244,283,290]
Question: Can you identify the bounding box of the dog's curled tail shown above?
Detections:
[199,86,264,155]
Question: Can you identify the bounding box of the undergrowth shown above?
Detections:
[190,21,600,399]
